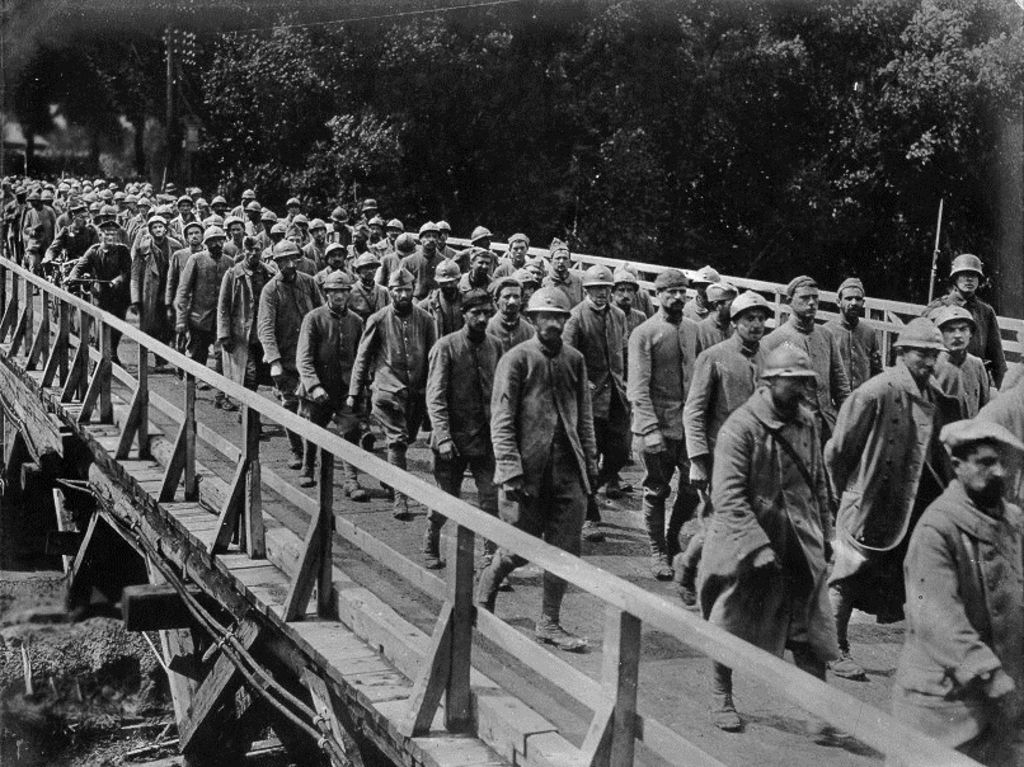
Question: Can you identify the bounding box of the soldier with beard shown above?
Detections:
[486,276,534,353]
[348,268,436,519]
[401,222,443,300]
[823,277,882,392]
[419,259,463,339]
[348,252,390,321]
[542,239,584,307]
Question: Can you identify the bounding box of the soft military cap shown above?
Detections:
[940,419,1024,455]
[836,277,865,298]
[508,233,529,246]
[513,268,540,287]
[388,267,415,288]
[785,275,817,297]
[653,269,689,291]
[462,289,493,312]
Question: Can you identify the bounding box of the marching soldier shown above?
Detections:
[67,217,132,365]
[163,220,202,348]
[694,280,738,349]
[218,237,273,395]
[419,259,464,339]
[677,291,770,607]
[475,287,598,652]
[564,264,630,543]
[486,276,534,353]
[295,270,370,501]
[348,268,436,519]
[258,240,325,469]
[612,268,648,338]
[458,247,493,294]
[492,233,530,279]
[400,222,443,300]
[423,289,502,569]
[682,265,720,322]
[43,201,97,269]
[542,239,584,307]
[348,252,390,321]
[762,275,850,438]
[825,318,958,680]
[627,269,701,579]
[699,344,838,732]
[893,420,1024,764]
[931,305,991,419]
[823,277,882,392]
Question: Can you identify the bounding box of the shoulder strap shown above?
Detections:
[771,427,818,496]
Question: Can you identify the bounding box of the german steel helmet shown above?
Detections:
[525,287,572,315]
[949,253,983,278]
[761,344,816,378]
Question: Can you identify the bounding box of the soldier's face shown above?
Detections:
[313,228,326,244]
[471,254,490,277]
[839,292,865,320]
[100,229,118,245]
[178,202,193,216]
[276,256,297,278]
[207,237,224,257]
[212,204,227,216]
[326,288,350,312]
[586,285,610,308]
[497,286,521,317]
[734,309,768,343]
[150,223,167,239]
[941,320,972,352]
[386,227,401,242]
[953,444,1006,507]
[357,266,375,284]
[768,375,811,411]
[187,230,202,247]
[72,213,87,228]
[552,252,570,274]
[533,311,566,343]
[790,288,818,321]
[228,223,244,239]
[390,285,413,308]
[509,242,528,263]
[955,274,979,295]
[613,284,635,310]
[658,286,687,316]
[464,305,493,334]
[901,347,939,384]
[420,232,438,253]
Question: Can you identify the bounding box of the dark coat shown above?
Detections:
[926,291,1007,387]
[699,387,838,662]
[822,317,883,392]
[68,243,131,312]
[174,251,232,333]
[486,314,534,355]
[296,305,363,405]
[564,299,628,421]
[257,271,323,371]
[217,261,272,385]
[349,304,436,397]
[491,336,598,496]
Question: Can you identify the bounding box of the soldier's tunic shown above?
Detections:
[822,316,882,392]
[934,350,990,419]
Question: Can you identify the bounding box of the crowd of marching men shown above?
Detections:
[4,176,1024,763]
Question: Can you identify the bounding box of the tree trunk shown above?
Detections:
[133,117,146,177]
[993,115,1023,321]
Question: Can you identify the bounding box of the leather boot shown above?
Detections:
[422,524,443,569]
[388,446,411,519]
[342,462,368,502]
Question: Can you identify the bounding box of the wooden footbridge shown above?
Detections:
[0,253,989,767]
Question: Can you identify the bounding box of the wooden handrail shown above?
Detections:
[0,255,981,767]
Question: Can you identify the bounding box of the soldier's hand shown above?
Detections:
[346,395,359,411]
[643,432,665,454]
[503,478,525,503]
[689,457,709,490]
[270,361,284,380]
[437,441,457,461]
[310,386,329,404]
[985,669,1016,700]
[750,547,777,571]
[219,337,235,353]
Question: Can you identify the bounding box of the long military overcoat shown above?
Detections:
[217,261,272,385]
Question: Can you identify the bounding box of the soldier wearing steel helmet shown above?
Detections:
[67,216,132,364]
[925,253,1006,388]
[694,280,738,350]
[313,243,347,291]
[627,269,703,580]
[302,217,329,270]
[476,286,598,653]
[295,269,370,501]
[822,277,882,392]
[217,236,273,396]
[348,267,437,519]
[22,188,57,270]
[458,247,493,294]
[126,211,176,359]
[611,268,647,338]
[378,231,417,288]
[825,317,960,681]
[163,219,202,339]
[699,343,838,733]
[258,240,326,470]
[175,227,233,405]
[677,291,771,608]
[419,258,464,339]
[401,222,443,300]
[682,265,721,322]
[348,251,390,321]
[564,264,630,543]
[930,305,991,419]
[435,220,458,262]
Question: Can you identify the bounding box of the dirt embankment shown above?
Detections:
[0,569,174,766]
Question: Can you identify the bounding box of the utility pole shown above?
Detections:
[0,0,7,182]
[164,26,176,190]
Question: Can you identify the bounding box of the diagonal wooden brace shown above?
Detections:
[302,669,365,767]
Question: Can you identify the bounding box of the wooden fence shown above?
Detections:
[0,254,982,767]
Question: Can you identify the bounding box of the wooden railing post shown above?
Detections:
[61,312,90,403]
[26,289,49,371]
[581,607,641,767]
[243,407,264,559]
[183,374,197,500]
[22,275,33,359]
[400,523,475,736]
[0,269,19,340]
[80,323,113,424]
[282,442,333,621]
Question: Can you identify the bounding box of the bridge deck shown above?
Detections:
[0,256,982,767]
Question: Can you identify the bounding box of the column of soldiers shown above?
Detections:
[3,175,1023,762]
